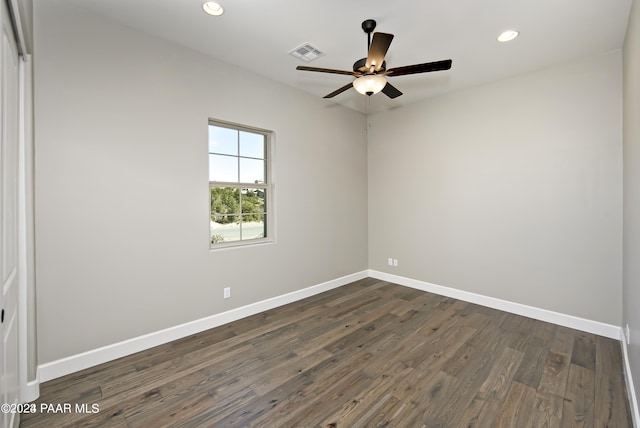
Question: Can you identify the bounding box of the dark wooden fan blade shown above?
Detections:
[296,65,357,76]
[365,32,394,71]
[382,82,403,99]
[324,82,354,98]
[387,59,452,76]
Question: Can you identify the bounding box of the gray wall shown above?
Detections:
[368,52,623,325]
[33,2,368,364]
[624,0,640,410]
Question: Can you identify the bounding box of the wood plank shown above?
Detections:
[571,331,596,370]
[431,325,517,426]
[396,370,459,427]
[531,391,564,428]
[513,336,552,389]
[594,335,633,427]
[551,326,576,355]
[494,381,538,427]
[562,363,595,427]
[538,351,572,398]
[293,299,400,358]
[457,346,524,427]
[315,362,410,427]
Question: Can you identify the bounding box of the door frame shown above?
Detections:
[5,0,37,404]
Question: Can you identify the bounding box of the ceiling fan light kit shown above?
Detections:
[353,74,387,96]
[296,19,452,99]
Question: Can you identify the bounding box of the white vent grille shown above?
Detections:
[288,43,325,62]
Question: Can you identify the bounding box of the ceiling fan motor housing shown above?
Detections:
[353,58,386,73]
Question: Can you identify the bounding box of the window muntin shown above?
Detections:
[209,120,272,248]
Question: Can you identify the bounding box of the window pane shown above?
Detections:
[241,189,266,214]
[209,120,272,248]
[211,220,241,243]
[241,214,265,240]
[240,131,265,159]
[240,158,265,183]
[209,154,238,182]
[210,187,240,223]
[208,126,238,155]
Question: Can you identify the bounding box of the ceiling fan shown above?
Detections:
[296,19,452,99]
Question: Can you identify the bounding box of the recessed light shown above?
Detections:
[202,2,224,16]
[497,30,519,42]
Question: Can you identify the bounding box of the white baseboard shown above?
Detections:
[37,270,369,384]
[621,330,640,427]
[368,270,621,339]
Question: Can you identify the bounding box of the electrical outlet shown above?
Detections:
[388,258,393,266]
[393,259,398,267]
[224,287,231,299]
[626,324,631,345]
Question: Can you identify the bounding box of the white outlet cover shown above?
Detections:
[626,324,631,345]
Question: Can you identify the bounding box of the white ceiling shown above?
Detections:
[60,0,632,114]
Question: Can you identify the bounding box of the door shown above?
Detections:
[0,0,20,426]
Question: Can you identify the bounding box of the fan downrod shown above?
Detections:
[355,19,384,73]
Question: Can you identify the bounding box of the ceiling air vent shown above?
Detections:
[288,43,325,62]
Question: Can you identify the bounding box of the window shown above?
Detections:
[208,120,273,248]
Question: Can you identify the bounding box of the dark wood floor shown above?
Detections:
[21,278,633,427]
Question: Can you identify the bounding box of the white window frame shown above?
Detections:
[208,119,274,249]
